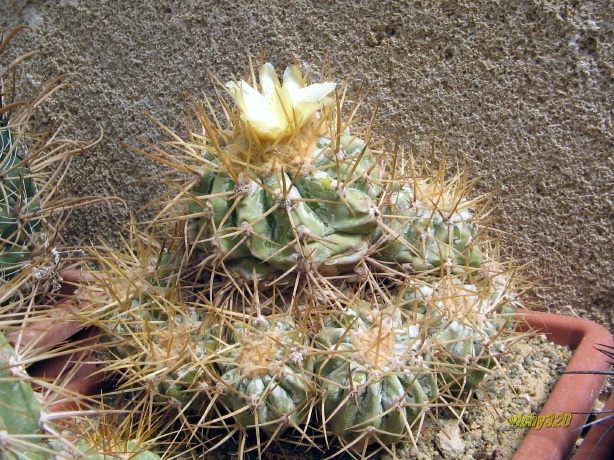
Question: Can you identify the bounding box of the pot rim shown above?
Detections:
[512,310,614,460]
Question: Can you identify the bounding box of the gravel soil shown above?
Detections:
[409,335,573,460]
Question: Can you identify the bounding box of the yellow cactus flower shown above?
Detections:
[225,63,336,142]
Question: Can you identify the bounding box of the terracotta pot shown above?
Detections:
[572,390,614,460]
[512,310,614,460]
[6,268,108,412]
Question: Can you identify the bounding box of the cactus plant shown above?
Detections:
[75,229,224,455]
[217,315,315,437]
[0,25,124,415]
[0,118,41,278]
[83,236,526,458]
[0,28,43,280]
[89,231,317,454]
[0,26,112,292]
[1,329,160,459]
[0,26,162,460]
[1,30,533,459]
[398,271,520,389]
[97,58,529,459]
[0,330,51,459]
[314,299,438,447]
[131,61,488,287]
[372,162,484,274]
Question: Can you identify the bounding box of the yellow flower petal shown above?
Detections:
[225,62,336,142]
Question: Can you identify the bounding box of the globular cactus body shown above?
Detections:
[400,275,518,388]
[146,62,488,282]
[109,59,530,459]
[186,113,381,278]
[218,317,314,435]
[1,331,161,459]
[0,331,49,460]
[315,302,437,444]
[374,179,482,272]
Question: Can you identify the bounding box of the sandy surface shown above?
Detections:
[1,1,613,331]
[416,335,573,460]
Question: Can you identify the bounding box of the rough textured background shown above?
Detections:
[1,0,612,330]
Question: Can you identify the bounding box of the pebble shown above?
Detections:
[435,420,466,458]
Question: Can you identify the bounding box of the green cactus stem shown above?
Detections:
[0,115,42,280]
[0,331,51,459]
[372,172,483,274]
[134,62,488,284]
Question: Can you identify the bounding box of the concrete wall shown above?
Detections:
[2,1,612,329]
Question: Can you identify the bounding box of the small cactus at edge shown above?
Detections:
[0,36,42,280]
